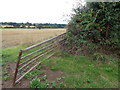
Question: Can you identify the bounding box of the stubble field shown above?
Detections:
[1,28,66,48]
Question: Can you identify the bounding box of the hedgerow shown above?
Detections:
[66,2,120,54]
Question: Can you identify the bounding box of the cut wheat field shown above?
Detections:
[1,28,66,48]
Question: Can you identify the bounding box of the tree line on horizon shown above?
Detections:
[0,22,67,29]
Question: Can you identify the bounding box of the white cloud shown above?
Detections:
[0,0,80,24]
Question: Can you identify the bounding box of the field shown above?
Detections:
[1,28,66,48]
[1,28,119,88]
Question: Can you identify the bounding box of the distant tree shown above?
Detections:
[21,24,26,28]
[36,24,42,29]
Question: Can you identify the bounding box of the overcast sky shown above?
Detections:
[0,0,81,24]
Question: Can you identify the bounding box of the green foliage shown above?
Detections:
[41,75,47,81]
[104,67,113,72]
[25,70,41,80]
[56,77,63,81]
[2,74,10,81]
[30,78,65,88]
[36,24,42,29]
[93,53,107,62]
[93,52,119,64]
[30,78,48,88]
[58,82,65,88]
[66,2,120,53]
[36,65,42,70]
[30,78,40,88]
[51,81,57,88]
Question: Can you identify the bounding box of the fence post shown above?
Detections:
[13,50,22,86]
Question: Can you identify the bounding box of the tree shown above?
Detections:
[36,24,42,29]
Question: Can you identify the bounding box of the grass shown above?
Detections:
[43,51,119,88]
[1,40,53,64]
[2,45,27,64]
[2,45,119,88]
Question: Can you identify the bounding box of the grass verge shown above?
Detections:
[2,45,119,88]
[43,51,119,88]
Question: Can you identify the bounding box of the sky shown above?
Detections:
[0,0,82,24]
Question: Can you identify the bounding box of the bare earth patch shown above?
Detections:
[2,62,64,88]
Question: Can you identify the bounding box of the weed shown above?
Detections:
[104,67,113,72]
[56,77,62,81]
[58,82,65,88]
[51,81,57,88]
[93,53,107,62]
[3,73,10,81]
[36,65,42,70]
[56,77,65,81]
[25,70,41,80]
[30,78,48,88]
[30,78,40,88]
[88,64,94,68]
[45,80,50,86]
[41,75,47,81]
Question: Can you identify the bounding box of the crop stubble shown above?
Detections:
[1,29,66,48]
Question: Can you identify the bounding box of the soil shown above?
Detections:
[2,62,64,88]
[39,64,64,82]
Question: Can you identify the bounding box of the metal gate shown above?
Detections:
[13,33,66,86]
